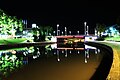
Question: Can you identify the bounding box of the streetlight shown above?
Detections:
[87,25,89,35]
[58,30,60,36]
[65,27,67,36]
[53,31,56,36]
[57,24,59,36]
[69,31,71,35]
[62,31,64,35]
[77,31,79,35]
[84,22,87,35]
[95,28,97,36]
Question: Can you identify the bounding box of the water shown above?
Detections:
[0,43,103,80]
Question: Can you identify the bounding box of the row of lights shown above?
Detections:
[56,22,89,36]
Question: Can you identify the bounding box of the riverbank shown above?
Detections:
[85,42,113,80]
[92,41,120,80]
[0,42,56,50]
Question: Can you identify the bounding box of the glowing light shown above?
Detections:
[54,52,56,55]
[62,50,64,53]
[70,50,71,54]
[57,58,60,62]
[78,51,80,54]
[51,43,57,49]
[85,58,87,63]
[95,49,98,54]
[57,48,84,50]
[85,45,96,49]
[98,49,100,53]
[87,54,89,58]
[32,24,37,28]
[45,52,47,55]
[33,56,37,59]
[51,36,57,42]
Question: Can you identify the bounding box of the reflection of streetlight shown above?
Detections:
[95,49,98,54]
[85,50,88,63]
[87,49,89,58]
[85,58,87,63]
[78,50,80,54]
[65,49,67,57]
[62,50,64,53]
[70,50,71,54]
[57,50,60,61]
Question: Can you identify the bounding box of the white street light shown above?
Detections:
[65,27,67,36]
[84,22,87,35]
[77,31,79,35]
[87,25,89,35]
[69,31,71,35]
[57,24,59,36]
[53,31,56,36]
[62,31,64,35]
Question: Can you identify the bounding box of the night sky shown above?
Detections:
[0,0,120,34]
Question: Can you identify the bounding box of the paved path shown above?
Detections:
[94,41,120,80]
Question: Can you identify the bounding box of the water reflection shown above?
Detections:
[0,49,28,78]
[0,43,101,79]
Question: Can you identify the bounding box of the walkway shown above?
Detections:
[95,41,120,80]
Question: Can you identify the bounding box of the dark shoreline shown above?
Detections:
[0,42,56,50]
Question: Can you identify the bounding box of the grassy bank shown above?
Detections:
[105,36,120,41]
[0,38,27,45]
[97,41,120,58]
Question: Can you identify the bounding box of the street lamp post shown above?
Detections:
[77,31,79,35]
[57,24,59,36]
[95,28,97,36]
[84,22,87,35]
[58,30,60,36]
[87,25,89,35]
[62,31,64,35]
[65,27,67,36]
[53,31,56,36]
[69,31,71,35]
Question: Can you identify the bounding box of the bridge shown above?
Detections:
[46,35,98,42]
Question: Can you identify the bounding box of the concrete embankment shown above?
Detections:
[85,42,113,80]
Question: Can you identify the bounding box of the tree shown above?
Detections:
[0,9,24,37]
[96,23,106,37]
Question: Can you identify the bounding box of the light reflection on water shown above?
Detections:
[0,43,101,79]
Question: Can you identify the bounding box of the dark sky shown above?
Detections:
[0,0,120,34]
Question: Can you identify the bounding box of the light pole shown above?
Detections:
[84,22,87,35]
[53,31,56,36]
[77,31,79,35]
[65,27,67,36]
[87,25,89,35]
[69,31,71,35]
[58,30,60,36]
[62,31,64,35]
[57,24,59,36]
[95,28,97,36]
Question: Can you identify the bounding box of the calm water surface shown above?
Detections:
[0,43,103,80]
